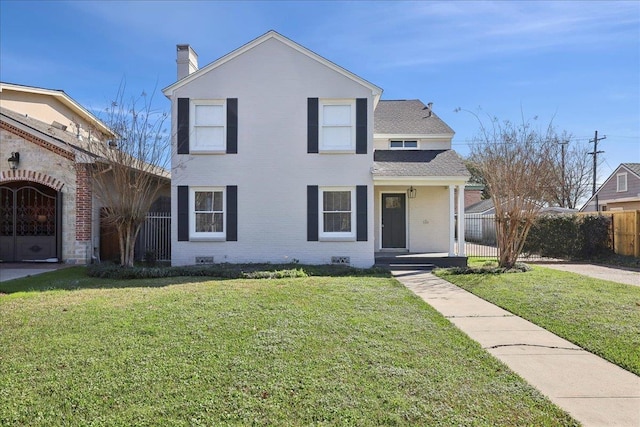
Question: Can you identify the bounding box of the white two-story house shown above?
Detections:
[163,31,469,268]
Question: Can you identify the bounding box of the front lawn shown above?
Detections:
[436,262,640,376]
[0,270,577,426]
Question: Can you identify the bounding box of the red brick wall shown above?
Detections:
[75,164,92,241]
[465,190,483,208]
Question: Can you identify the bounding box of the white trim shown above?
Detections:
[449,185,455,256]
[319,99,356,153]
[319,187,356,241]
[597,196,640,204]
[457,184,465,256]
[190,99,226,153]
[190,186,226,240]
[379,191,408,250]
[163,31,383,103]
[617,172,628,192]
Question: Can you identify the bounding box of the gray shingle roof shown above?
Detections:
[622,163,640,177]
[374,100,454,135]
[372,149,470,177]
[465,199,495,214]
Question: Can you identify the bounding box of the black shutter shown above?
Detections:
[227,98,238,154]
[356,185,367,241]
[226,185,238,241]
[356,98,367,154]
[307,185,319,241]
[177,98,189,154]
[177,185,189,241]
[307,98,319,153]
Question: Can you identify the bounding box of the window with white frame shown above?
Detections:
[191,187,225,238]
[320,187,355,239]
[191,100,226,152]
[320,100,355,151]
[389,140,418,149]
[617,173,627,192]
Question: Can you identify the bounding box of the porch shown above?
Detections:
[374,251,468,270]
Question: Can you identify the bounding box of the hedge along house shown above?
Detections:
[0,82,170,264]
[163,31,470,268]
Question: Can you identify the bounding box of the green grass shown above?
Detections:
[0,269,577,426]
[436,261,640,376]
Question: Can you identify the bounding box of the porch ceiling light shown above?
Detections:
[408,186,417,199]
[8,152,20,170]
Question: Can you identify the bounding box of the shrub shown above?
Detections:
[87,263,390,280]
[524,214,612,260]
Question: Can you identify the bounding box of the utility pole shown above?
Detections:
[559,139,569,207]
[588,130,606,210]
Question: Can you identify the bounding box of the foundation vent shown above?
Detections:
[331,256,350,265]
[195,256,214,264]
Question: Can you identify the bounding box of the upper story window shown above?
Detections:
[191,187,225,239]
[320,187,355,239]
[191,100,226,152]
[389,140,418,149]
[617,173,627,192]
[320,100,356,152]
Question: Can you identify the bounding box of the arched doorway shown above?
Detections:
[0,181,61,262]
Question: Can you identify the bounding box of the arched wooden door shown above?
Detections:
[0,182,61,262]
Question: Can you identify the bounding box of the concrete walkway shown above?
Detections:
[0,263,69,283]
[534,262,639,287]
[393,270,640,427]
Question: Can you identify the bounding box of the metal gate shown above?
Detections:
[0,182,61,262]
[137,212,171,262]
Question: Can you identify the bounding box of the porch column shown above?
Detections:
[457,184,466,256]
[448,185,455,256]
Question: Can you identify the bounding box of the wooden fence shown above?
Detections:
[579,210,640,258]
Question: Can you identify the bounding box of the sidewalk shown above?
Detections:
[393,270,640,427]
[533,262,639,287]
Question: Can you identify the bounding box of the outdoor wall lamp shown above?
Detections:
[407,186,417,199]
[8,152,20,170]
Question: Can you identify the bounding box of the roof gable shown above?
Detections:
[580,163,640,210]
[0,82,113,137]
[162,31,383,102]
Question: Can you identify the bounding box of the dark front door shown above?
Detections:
[382,193,406,249]
[0,182,59,262]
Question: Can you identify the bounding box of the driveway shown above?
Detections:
[0,263,70,283]
[534,262,639,287]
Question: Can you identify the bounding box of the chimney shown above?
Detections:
[177,44,198,80]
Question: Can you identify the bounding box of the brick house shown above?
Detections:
[0,82,170,264]
[163,31,470,268]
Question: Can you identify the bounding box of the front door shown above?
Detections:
[0,182,59,262]
[382,193,406,249]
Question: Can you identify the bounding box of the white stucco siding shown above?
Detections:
[169,37,376,267]
[374,185,451,253]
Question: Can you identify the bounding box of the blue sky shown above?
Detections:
[1,0,638,184]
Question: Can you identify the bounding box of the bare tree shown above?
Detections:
[464,110,557,268]
[549,135,592,209]
[86,87,170,267]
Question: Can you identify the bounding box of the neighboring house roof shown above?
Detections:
[1,107,170,179]
[580,163,640,211]
[374,100,454,136]
[465,199,495,214]
[622,163,640,177]
[163,30,383,104]
[372,150,469,178]
[0,82,113,137]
